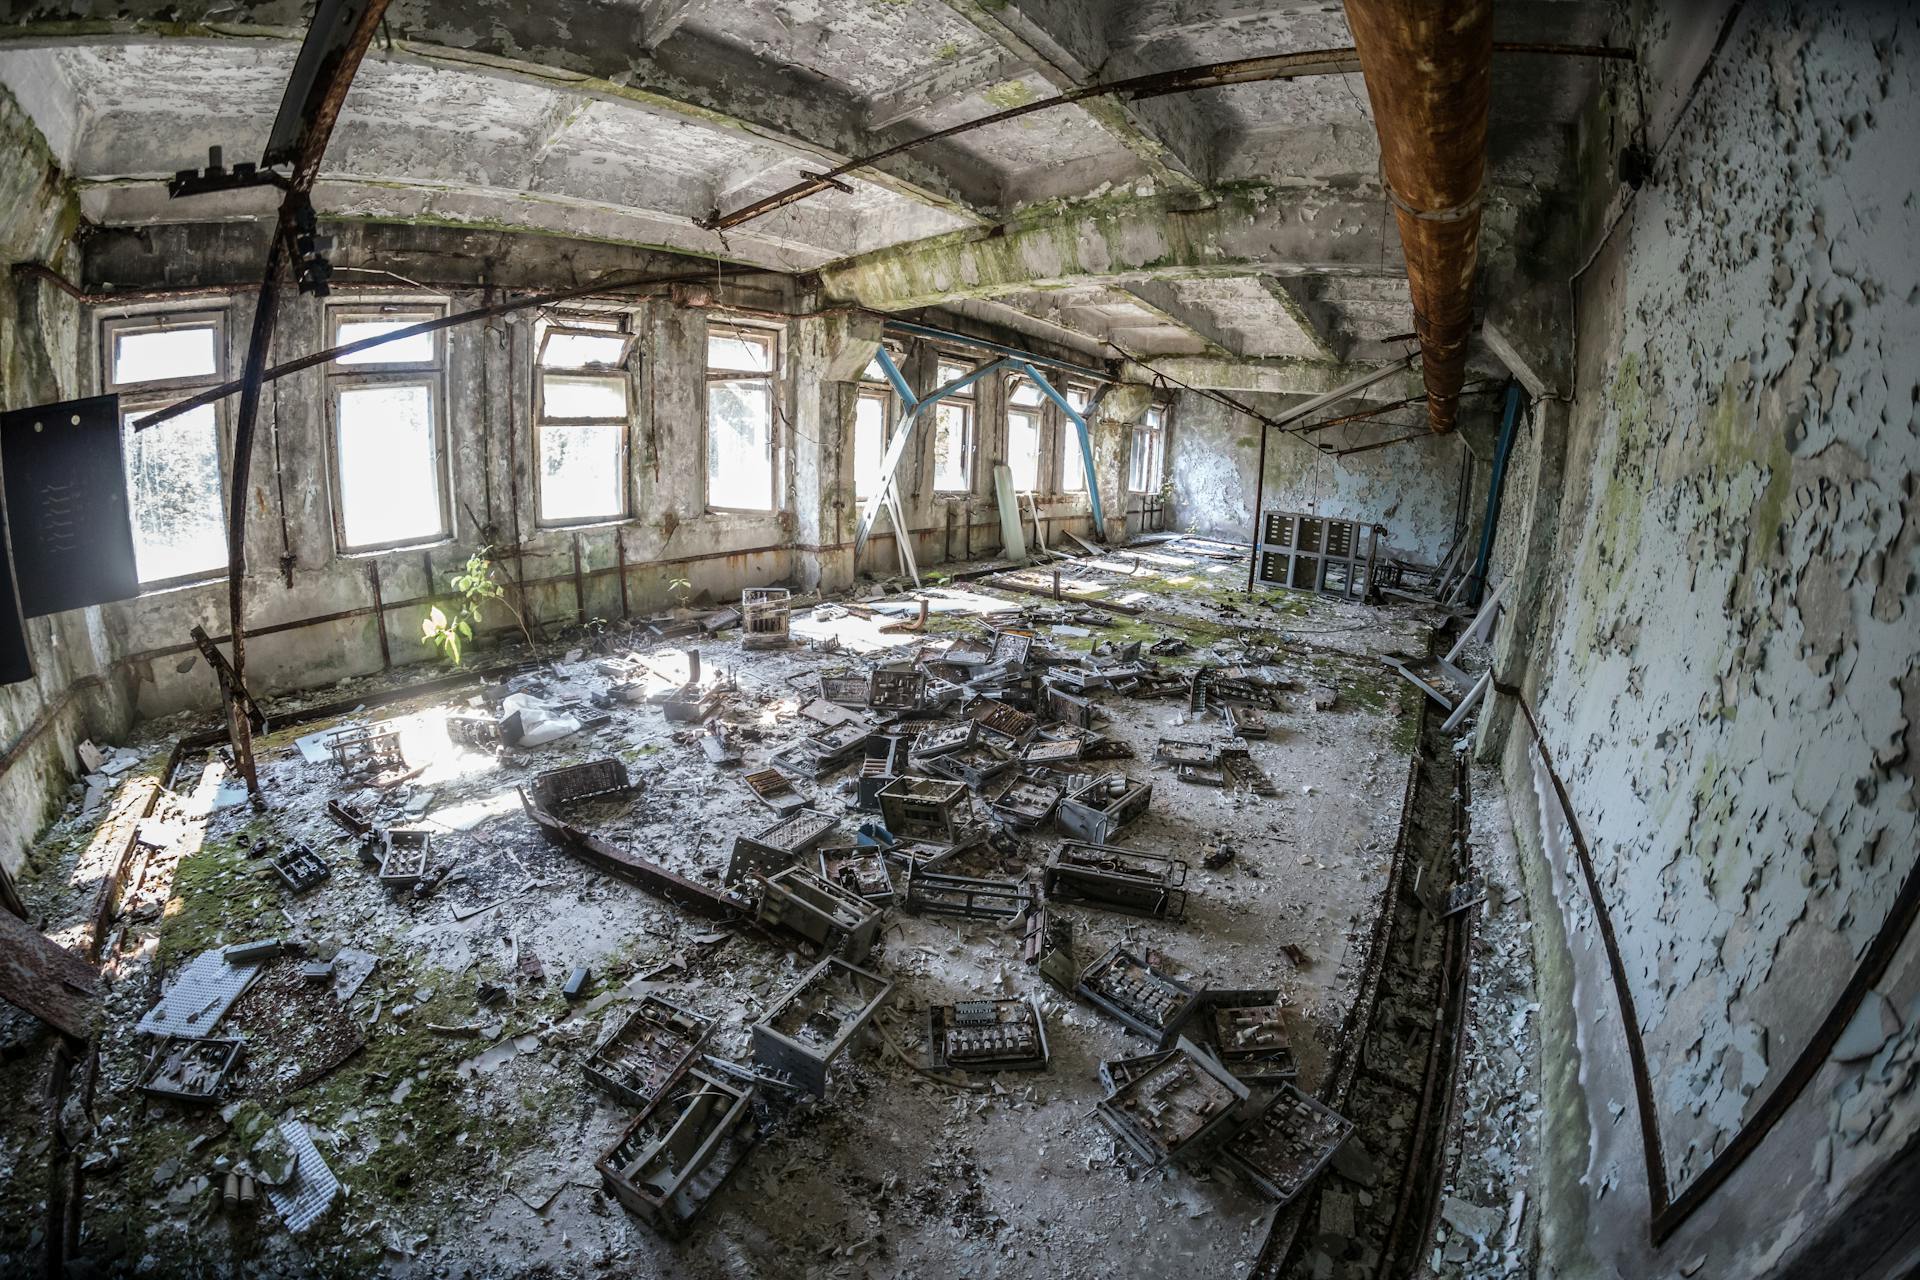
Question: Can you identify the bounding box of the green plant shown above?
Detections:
[421,547,532,666]
[668,575,693,609]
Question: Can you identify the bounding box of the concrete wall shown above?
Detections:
[69,221,1125,720]
[1166,387,1475,564]
[1485,4,1920,1274]
[0,85,135,878]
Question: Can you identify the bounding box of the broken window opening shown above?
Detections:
[326,305,450,552]
[705,323,780,513]
[102,312,230,586]
[1006,376,1043,493]
[1060,382,1091,494]
[1129,404,1167,495]
[932,358,975,495]
[536,314,632,526]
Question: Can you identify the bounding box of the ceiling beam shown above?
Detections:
[1118,280,1240,356]
[819,184,1403,312]
[0,14,1002,225]
[1119,354,1424,400]
[930,0,1207,190]
[864,45,1028,132]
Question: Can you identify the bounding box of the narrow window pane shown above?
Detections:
[1130,427,1150,492]
[542,373,627,420]
[114,327,217,385]
[854,393,884,502]
[1009,378,1044,407]
[933,402,970,492]
[863,354,889,383]
[708,380,774,510]
[1061,389,1088,492]
[707,331,772,374]
[334,320,434,365]
[539,424,623,522]
[936,360,972,392]
[542,332,628,368]
[122,404,226,582]
[336,384,444,547]
[1008,408,1040,491]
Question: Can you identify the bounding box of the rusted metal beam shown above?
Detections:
[1343,0,1493,433]
[211,0,393,797]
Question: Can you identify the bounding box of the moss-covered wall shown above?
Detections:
[0,84,133,877]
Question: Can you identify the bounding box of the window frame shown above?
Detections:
[1003,373,1044,495]
[703,319,784,514]
[1057,381,1093,495]
[533,312,634,528]
[100,309,232,589]
[1128,403,1169,496]
[323,302,453,554]
[930,355,977,496]
[853,384,894,505]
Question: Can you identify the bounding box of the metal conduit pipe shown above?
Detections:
[1342,0,1493,433]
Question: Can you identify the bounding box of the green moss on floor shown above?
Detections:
[153,821,285,973]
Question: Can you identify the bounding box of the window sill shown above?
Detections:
[338,535,456,559]
[704,506,781,518]
[132,572,228,598]
[535,514,630,532]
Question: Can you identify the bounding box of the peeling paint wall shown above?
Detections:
[1166,388,1471,565]
[0,84,133,877]
[1491,4,1920,1273]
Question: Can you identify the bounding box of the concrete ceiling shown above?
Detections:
[0,0,1613,367]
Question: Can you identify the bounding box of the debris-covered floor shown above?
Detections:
[1,538,1452,1278]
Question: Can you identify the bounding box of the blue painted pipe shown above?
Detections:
[1467,382,1524,606]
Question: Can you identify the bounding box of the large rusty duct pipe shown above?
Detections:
[1343,0,1492,433]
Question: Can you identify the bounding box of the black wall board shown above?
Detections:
[0,393,140,618]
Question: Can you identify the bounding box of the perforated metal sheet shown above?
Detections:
[264,1119,339,1233]
[135,946,266,1037]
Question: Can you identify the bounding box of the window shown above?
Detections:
[854,390,890,503]
[535,314,632,525]
[103,312,229,585]
[931,358,975,494]
[1060,384,1090,493]
[1006,376,1043,492]
[1128,404,1167,495]
[326,305,449,551]
[706,324,780,511]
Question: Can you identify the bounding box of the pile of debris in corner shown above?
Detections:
[106,578,1357,1245]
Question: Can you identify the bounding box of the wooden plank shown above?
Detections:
[0,908,98,1039]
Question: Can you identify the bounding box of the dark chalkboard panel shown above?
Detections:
[0,394,139,618]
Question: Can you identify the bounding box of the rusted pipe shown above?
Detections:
[1343,0,1492,433]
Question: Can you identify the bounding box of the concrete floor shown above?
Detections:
[0,545,1436,1278]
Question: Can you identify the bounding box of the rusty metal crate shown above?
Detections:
[1220,1083,1353,1204]
[928,996,1049,1072]
[584,995,712,1109]
[877,775,968,843]
[530,758,634,811]
[597,1064,757,1236]
[1096,1037,1248,1167]
[139,1036,243,1104]
[1074,942,1198,1044]
[1043,841,1189,920]
[378,829,434,888]
[751,956,893,1097]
